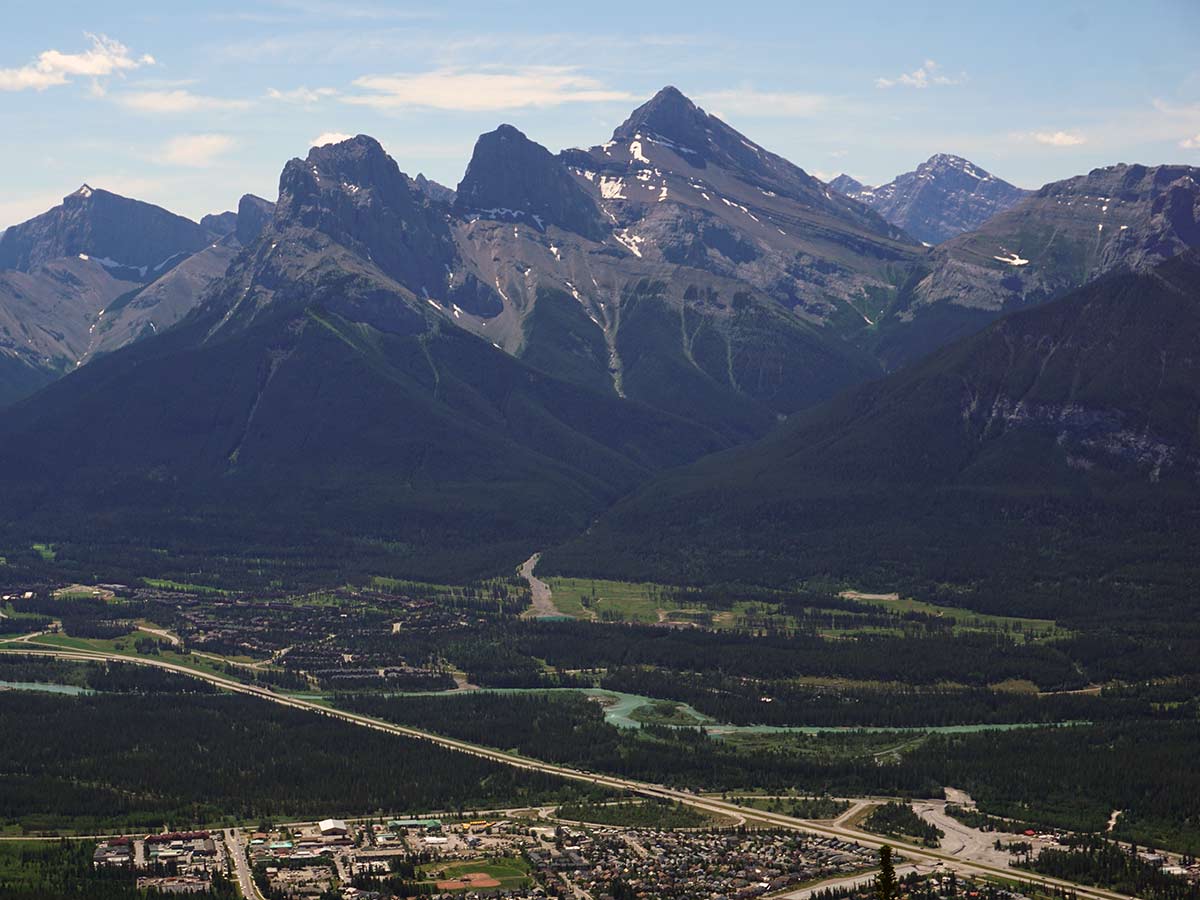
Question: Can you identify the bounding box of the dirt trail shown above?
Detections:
[518,553,570,619]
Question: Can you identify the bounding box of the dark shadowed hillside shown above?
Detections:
[0,137,727,584]
[545,251,1200,612]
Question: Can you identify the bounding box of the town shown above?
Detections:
[92,812,888,899]
[86,803,1200,900]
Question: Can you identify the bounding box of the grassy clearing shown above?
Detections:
[545,577,1063,640]
[732,795,850,820]
[418,856,531,892]
[554,799,718,829]
[839,590,1065,641]
[29,632,244,684]
[30,543,55,561]
[546,577,671,622]
[844,802,881,830]
[545,578,785,629]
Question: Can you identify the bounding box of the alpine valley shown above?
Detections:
[4,48,1200,898]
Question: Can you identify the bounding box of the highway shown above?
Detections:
[0,641,1141,900]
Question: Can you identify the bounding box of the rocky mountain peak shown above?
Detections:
[456,123,606,239]
[274,134,458,299]
[915,154,995,185]
[235,194,275,246]
[839,154,1028,245]
[605,86,831,205]
[828,174,869,195]
[413,173,455,205]
[200,210,238,237]
[612,85,701,143]
[0,186,210,273]
[298,135,398,196]
[277,135,409,223]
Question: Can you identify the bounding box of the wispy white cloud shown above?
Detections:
[1031,130,1087,147]
[311,132,354,147]
[1181,134,1200,150]
[159,134,235,167]
[876,60,964,89]
[697,88,829,118]
[0,33,153,92]
[268,86,338,104]
[116,90,252,114]
[344,66,632,111]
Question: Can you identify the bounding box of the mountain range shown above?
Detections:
[1,86,1197,589]
[828,154,1030,245]
[0,187,275,406]
[876,163,1200,366]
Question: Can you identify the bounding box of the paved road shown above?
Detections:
[137,625,181,647]
[833,799,874,827]
[225,828,263,900]
[0,643,1140,900]
[778,864,929,900]
[518,553,568,619]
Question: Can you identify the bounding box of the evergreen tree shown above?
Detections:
[875,845,898,900]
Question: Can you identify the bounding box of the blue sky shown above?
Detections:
[3,0,1199,228]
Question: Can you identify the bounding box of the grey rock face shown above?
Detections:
[235,194,275,245]
[0,185,211,273]
[832,155,1029,244]
[201,210,238,237]
[275,135,459,300]
[455,124,607,240]
[412,173,456,205]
